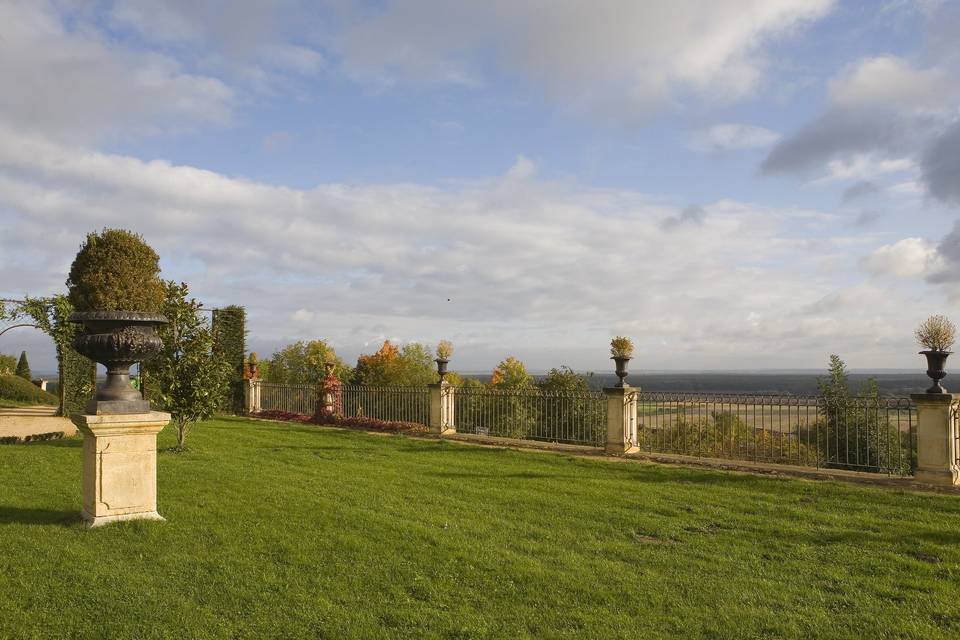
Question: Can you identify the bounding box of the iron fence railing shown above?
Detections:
[953,399,960,469]
[636,392,915,475]
[454,387,606,447]
[257,382,317,414]
[341,385,430,425]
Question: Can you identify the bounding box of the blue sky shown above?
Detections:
[2,0,959,374]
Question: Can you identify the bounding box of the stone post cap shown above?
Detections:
[428,381,451,389]
[603,385,639,394]
[910,392,960,404]
[71,411,171,433]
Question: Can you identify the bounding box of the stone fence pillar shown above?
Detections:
[604,386,638,455]
[911,393,960,485]
[244,379,261,414]
[428,382,455,435]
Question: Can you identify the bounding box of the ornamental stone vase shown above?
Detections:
[920,349,952,394]
[435,358,449,383]
[612,355,631,388]
[70,311,167,414]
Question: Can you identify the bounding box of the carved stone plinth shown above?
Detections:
[71,412,171,527]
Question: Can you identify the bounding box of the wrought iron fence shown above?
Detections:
[953,399,960,469]
[454,387,606,446]
[341,385,430,425]
[258,382,316,414]
[636,392,915,475]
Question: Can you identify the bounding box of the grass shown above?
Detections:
[2,417,960,639]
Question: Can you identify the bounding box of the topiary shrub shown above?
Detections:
[15,351,31,380]
[66,228,165,312]
[0,374,58,404]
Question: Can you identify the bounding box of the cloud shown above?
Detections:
[337,0,834,119]
[829,56,947,111]
[661,205,707,230]
[921,121,960,206]
[865,237,940,278]
[688,124,781,153]
[1,126,928,370]
[840,181,880,203]
[762,43,960,207]
[0,1,234,142]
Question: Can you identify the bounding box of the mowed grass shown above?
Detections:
[2,417,960,639]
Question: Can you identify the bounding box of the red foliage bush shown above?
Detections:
[251,410,428,434]
[250,410,311,423]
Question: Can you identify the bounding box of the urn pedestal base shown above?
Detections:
[71,411,170,527]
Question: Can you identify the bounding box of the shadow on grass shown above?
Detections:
[0,506,80,526]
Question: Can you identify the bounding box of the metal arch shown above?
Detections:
[0,323,39,337]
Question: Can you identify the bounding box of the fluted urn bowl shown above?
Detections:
[69,311,167,414]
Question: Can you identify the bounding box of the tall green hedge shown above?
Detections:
[212,305,246,413]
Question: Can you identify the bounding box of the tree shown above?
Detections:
[538,366,592,394]
[816,354,904,473]
[145,281,232,451]
[265,340,352,385]
[15,351,30,380]
[352,341,436,386]
[490,356,532,389]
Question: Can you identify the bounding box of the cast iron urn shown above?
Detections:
[612,356,631,388]
[69,311,167,414]
[920,349,951,394]
[435,358,449,383]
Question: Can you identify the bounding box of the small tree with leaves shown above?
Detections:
[15,351,31,380]
[146,282,232,451]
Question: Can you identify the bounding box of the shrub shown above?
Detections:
[0,375,58,404]
[66,228,165,312]
[610,336,634,358]
[915,315,956,351]
[0,353,15,375]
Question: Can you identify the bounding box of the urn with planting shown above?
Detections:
[916,315,956,394]
[610,336,634,387]
[67,229,167,414]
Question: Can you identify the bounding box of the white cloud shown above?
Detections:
[0,127,940,370]
[688,124,781,152]
[337,0,834,119]
[829,56,948,112]
[0,1,234,142]
[865,237,941,278]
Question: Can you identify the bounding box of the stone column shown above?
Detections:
[71,411,171,527]
[604,386,638,455]
[315,375,343,418]
[428,382,455,434]
[910,393,960,485]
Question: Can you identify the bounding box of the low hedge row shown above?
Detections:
[0,431,65,445]
[0,374,58,405]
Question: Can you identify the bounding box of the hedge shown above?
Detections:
[0,374,58,405]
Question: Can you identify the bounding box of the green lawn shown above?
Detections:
[2,417,960,639]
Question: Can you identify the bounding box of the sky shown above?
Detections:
[1,0,960,374]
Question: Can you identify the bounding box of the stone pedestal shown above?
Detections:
[604,386,638,455]
[429,382,455,435]
[71,412,171,527]
[910,393,960,486]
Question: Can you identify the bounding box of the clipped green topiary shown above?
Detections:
[15,350,30,380]
[66,228,165,312]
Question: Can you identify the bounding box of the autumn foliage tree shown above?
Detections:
[352,340,436,386]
